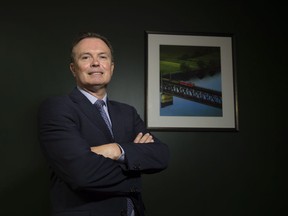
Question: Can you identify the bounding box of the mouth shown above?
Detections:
[88,71,104,75]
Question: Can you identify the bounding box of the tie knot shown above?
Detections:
[94,99,105,108]
[93,99,113,137]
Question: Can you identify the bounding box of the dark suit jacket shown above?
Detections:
[38,87,170,216]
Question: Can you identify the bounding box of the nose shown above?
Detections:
[91,57,100,67]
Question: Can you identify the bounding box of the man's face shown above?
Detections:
[70,38,114,91]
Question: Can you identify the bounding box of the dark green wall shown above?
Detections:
[0,1,286,215]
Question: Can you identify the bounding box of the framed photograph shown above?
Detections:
[145,31,239,131]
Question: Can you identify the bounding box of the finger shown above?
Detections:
[138,133,148,143]
[148,135,154,143]
[140,133,152,143]
[146,135,154,143]
[134,132,143,143]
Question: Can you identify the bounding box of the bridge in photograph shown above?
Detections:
[160,78,222,108]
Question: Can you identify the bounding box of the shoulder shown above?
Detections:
[107,100,142,122]
[108,100,136,111]
[39,87,82,110]
[37,94,78,121]
[39,95,71,110]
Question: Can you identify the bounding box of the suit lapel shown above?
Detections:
[107,100,125,142]
[69,87,114,141]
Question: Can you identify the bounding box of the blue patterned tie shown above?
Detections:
[127,198,134,216]
[95,100,133,215]
[94,100,113,136]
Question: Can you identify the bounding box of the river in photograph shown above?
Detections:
[160,73,223,116]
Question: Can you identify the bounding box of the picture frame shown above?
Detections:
[145,31,239,131]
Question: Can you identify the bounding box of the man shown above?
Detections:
[38,32,170,216]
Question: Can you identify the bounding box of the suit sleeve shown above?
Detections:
[114,104,170,174]
[38,97,136,193]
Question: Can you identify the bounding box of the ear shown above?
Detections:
[70,63,76,77]
[111,62,114,76]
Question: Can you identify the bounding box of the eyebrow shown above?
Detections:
[78,51,110,57]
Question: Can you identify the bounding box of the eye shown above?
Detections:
[99,55,108,59]
[81,55,90,60]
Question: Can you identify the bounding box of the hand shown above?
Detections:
[134,132,154,143]
[90,143,121,160]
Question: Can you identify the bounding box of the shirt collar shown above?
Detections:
[77,86,108,105]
